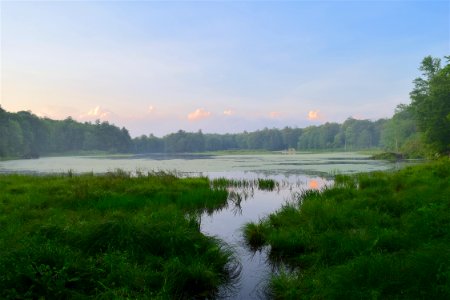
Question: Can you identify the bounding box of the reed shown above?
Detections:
[0,170,240,299]
[244,159,450,299]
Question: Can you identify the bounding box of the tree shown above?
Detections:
[410,56,450,154]
[281,127,302,149]
[381,104,422,156]
[7,120,24,155]
[0,109,133,158]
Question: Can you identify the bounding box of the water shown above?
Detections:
[0,152,392,175]
[0,152,396,299]
[201,172,331,299]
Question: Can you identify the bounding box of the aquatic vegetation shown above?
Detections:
[0,171,239,299]
[211,177,277,191]
[371,151,405,161]
[244,159,450,299]
[243,222,268,251]
[257,178,276,190]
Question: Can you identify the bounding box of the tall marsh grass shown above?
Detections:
[244,159,450,299]
[0,170,239,299]
[211,177,277,191]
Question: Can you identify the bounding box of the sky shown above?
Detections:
[1,0,449,137]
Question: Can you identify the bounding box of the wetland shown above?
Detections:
[0,152,406,299]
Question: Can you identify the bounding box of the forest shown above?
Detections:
[0,107,389,158]
[0,108,424,158]
[1,56,448,159]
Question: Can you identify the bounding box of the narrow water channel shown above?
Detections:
[201,172,331,299]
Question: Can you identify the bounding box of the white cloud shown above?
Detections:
[269,111,281,118]
[187,108,211,121]
[223,109,235,116]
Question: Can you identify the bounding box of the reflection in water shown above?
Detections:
[201,172,331,299]
[309,179,319,189]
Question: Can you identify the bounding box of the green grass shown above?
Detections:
[244,159,450,299]
[211,177,277,191]
[371,151,405,161]
[0,171,239,299]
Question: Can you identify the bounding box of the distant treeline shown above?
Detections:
[133,119,388,153]
[0,108,132,158]
[1,56,448,158]
[0,106,414,158]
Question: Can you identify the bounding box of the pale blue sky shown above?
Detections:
[1,0,449,136]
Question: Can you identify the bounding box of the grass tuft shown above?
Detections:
[243,159,450,299]
[0,170,239,299]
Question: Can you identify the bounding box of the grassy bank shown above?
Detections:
[244,159,450,299]
[0,171,239,299]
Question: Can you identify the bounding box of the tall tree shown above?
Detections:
[381,104,421,155]
[410,56,450,154]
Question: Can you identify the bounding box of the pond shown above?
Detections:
[0,152,399,299]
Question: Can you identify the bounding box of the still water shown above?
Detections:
[0,152,396,299]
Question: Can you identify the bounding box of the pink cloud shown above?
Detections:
[308,110,320,120]
[269,111,281,118]
[79,106,110,120]
[187,108,211,121]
